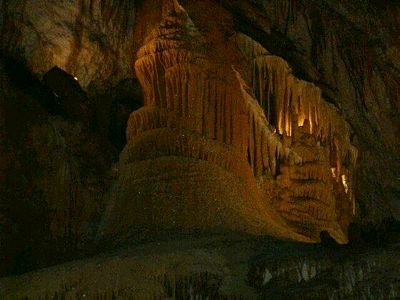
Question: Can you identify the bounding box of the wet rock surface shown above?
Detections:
[219,0,400,223]
[0,0,399,298]
[0,234,399,299]
[1,0,398,223]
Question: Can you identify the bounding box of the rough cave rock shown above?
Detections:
[0,0,399,298]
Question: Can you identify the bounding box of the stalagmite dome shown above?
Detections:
[100,0,357,244]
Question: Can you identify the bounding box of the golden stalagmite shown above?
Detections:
[101,1,357,244]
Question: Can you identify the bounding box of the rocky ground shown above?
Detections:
[1,232,400,299]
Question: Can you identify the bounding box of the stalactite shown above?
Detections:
[233,33,270,60]
[234,32,356,160]
[232,32,358,241]
[234,68,302,178]
[250,54,357,174]
[133,8,252,153]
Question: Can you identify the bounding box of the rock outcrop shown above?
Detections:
[101,1,306,242]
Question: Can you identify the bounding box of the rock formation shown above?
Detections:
[102,0,306,242]
[0,56,114,275]
[220,0,400,224]
[0,0,136,93]
[0,0,399,297]
[2,234,399,299]
[99,0,358,244]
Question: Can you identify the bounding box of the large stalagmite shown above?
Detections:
[101,1,357,244]
[2,0,400,297]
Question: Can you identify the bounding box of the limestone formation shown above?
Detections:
[101,0,357,244]
[0,0,399,297]
[102,1,307,242]
[233,33,358,242]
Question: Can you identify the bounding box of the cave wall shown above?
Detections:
[0,57,115,275]
[0,0,136,93]
[1,0,398,225]
[0,0,399,279]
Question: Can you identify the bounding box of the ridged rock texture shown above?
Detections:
[1,234,399,299]
[0,0,136,93]
[219,0,400,224]
[99,0,357,244]
[0,0,399,298]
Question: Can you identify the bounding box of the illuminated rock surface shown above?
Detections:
[0,0,399,298]
[99,0,357,244]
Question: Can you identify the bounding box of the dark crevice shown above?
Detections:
[108,79,143,152]
[93,78,144,154]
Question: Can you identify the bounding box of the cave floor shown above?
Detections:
[1,233,399,299]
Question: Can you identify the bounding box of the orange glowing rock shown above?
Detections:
[101,0,357,244]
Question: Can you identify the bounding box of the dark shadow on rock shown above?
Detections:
[92,78,143,156]
[320,230,340,249]
[0,57,114,277]
[348,218,400,249]
[108,79,143,152]
[42,66,94,125]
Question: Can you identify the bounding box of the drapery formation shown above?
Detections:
[102,0,357,243]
